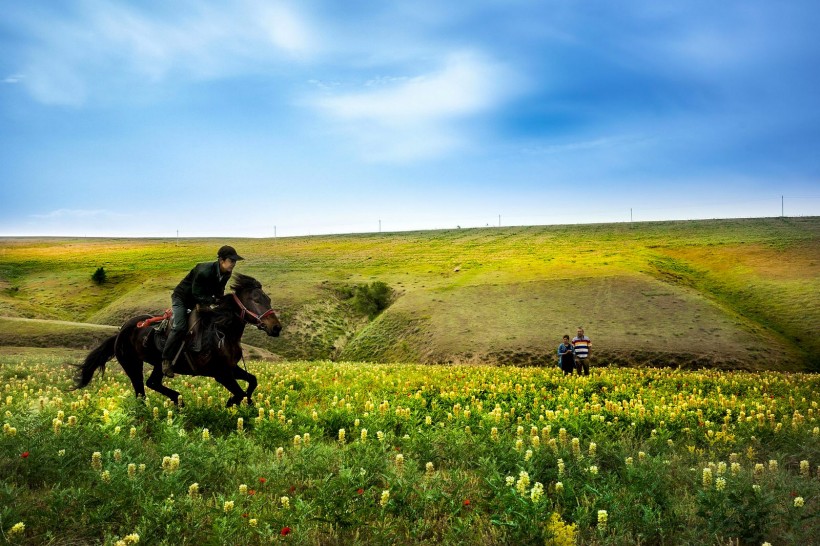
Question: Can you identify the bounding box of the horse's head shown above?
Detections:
[230,273,282,337]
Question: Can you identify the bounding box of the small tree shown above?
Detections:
[92,267,107,284]
[337,281,393,319]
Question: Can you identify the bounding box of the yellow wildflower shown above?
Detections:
[545,512,576,546]
[530,482,544,502]
[702,467,713,488]
[516,471,530,495]
[597,509,608,531]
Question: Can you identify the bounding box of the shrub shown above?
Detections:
[91,267,107,284]
[338,281,393,319]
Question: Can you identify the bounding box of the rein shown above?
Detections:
[231,293,276,330]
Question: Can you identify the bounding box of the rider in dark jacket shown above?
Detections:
[161,245,243,377]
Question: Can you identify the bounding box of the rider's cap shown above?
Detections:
[217,245,244,261]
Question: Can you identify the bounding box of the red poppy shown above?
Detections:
[463,499,471,506]
[242,513,249,518]
[248,489,256,496]
[21,451,29,458]
[289,485,296,493]
[357,488,364,495]
[259,477,267,484]
[281,526,291,536]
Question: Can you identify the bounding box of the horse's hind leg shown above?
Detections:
[214,373,249,407]
[232,367,258,405]
[119,356,147,399]
[145,365,183,405]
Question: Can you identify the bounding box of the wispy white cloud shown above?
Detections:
[11,0,317,105]
[520,135,653,155]
[310,51,521,162]
[3,74,24,84]
[30,209,129,220]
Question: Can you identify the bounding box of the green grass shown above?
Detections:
[1,216,818,370]
[1,353,818,545]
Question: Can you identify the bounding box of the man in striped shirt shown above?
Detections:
[572,326,592,376]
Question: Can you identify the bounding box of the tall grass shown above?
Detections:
[1,354,818,544]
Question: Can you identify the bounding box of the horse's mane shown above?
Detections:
[208,273,263,329]
[230,273,262,293]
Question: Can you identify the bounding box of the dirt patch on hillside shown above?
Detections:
[444,347,784,371]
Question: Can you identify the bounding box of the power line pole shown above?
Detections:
[781,195,784,217]
[379,219,381,233]
[274,225,277,238]
[498,214,501,227]
[630,208,633,223]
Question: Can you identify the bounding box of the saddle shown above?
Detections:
[140,308,219,355]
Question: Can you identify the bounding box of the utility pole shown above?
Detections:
[176,230,179,246]
[781,195,784,217]
[630,208,633,223]
[274,225,277,238]
[498,214,501,228]
[379,219,381,233]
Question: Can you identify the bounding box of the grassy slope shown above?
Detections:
[0,217,817,370]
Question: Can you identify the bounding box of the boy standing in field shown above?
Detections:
[572,326,591,376]
[161,245,244,378]
[557,335,576,375]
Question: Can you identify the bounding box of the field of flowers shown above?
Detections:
[1,354,818,545]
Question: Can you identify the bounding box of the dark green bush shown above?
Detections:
[338,281,393,319]
[91,266,107,284]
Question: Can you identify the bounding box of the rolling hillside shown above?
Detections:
[1,217,818,371]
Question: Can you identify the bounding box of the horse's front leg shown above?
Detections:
[232,366,258,405]
[214,371,249,407]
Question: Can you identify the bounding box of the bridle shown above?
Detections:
[232,292,278,330]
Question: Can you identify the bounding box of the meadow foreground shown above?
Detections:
[1,353,818,545]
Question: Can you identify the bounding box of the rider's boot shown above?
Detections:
[161,329,182,378]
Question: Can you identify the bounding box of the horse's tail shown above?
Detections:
[73,334,118,390]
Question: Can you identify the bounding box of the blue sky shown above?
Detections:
[1,0,819,237]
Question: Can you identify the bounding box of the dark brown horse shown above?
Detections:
[74,273,281,406]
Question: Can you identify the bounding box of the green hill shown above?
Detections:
[1,217,818,371]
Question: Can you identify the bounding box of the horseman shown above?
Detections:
[162,245,244,377]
